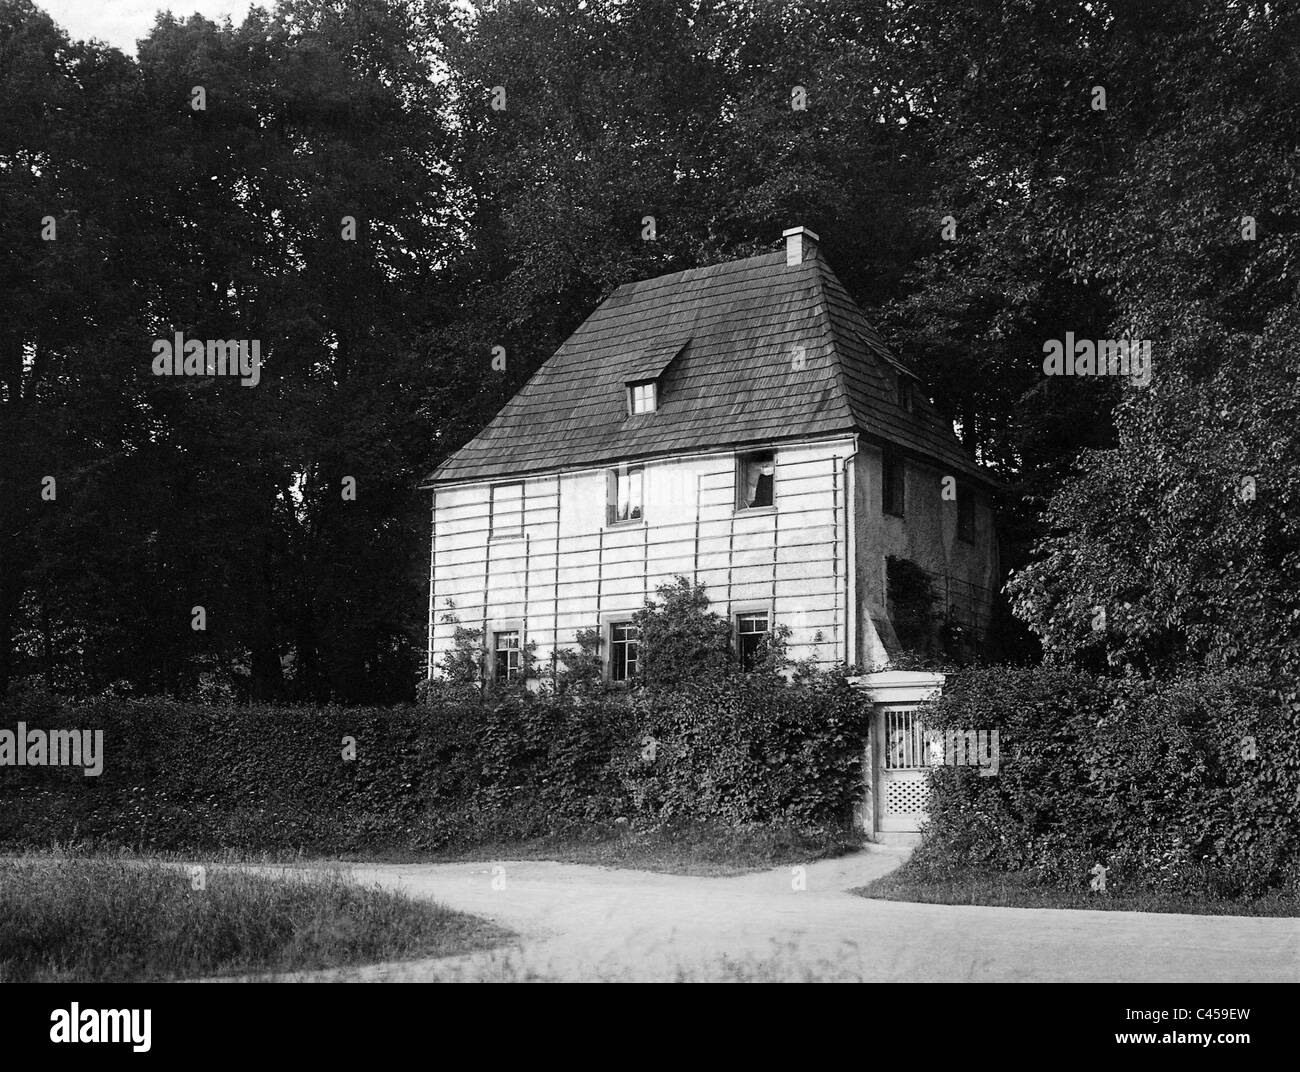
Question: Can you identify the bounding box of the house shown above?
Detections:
[422,227,999,686]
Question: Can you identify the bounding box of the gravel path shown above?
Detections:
[217,849,1300,982]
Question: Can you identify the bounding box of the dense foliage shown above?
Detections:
[3,0,1298,700]
[0,674,871,853]
[630,578,734,687]
[916,665,1300,896]
[1007,326,1300,681]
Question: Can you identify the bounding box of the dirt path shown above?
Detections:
[214,849,1300,982]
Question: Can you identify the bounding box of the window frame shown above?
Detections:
[492,629,522,684]
[882,452,905,517]
[608,621,640,683]
[627,380,657,415]
[735,610,771,672]
[606,464,645,526]
[489,481,524,540]
[735,450,777,512]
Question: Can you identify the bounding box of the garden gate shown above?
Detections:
[849,671,945,840]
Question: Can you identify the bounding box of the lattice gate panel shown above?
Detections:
[885,778,930,816]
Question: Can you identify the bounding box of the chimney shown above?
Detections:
[783,225,820,266]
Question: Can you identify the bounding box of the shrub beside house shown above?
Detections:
[914,664,1300,897]
[0,666,871,856]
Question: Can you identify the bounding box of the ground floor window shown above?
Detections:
[494,630,521,682]
[610,622,639,681]
[736,612,770,671]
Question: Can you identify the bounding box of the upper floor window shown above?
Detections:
[493,630,521,683]
[957,484,976,543]
[628,381,657,414]
[610,622,639,682]
[736,451,775,510]
[608,465,643,524]
[736,612,770,671]
[490,482,523,537]
[882,453,905,517]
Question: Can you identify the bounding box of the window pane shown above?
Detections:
[494,631,520,682]
[738,453,775,509]
[630,382,655,414]
[491,484,523,534]
[737,613,769,670]
[610,466,644,523]
[628,468,642,518]
[610,622,639,681]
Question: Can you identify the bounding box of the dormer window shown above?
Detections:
[623,337,687,417]
[628,380,657,414]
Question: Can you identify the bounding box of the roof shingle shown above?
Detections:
[427,245,989,486]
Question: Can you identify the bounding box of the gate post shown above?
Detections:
[848,671,945,842]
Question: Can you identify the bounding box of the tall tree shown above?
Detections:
[1007,0,1300,680]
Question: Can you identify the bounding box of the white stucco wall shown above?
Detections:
[428,436,858,680]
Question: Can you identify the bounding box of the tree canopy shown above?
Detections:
[2,0,1296,699]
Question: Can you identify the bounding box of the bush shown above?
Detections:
[631,577,733,686]
[917,664,1300,897]
[0,673,871,855]
[623,674,870,827]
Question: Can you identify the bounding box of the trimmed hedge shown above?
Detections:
[0,674,870,854]
[917,665,1300,896]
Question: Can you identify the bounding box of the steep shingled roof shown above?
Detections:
[426,244,990,486]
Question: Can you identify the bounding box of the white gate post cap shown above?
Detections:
[847,670,945,704]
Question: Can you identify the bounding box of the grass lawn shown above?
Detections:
[854,856,1300,917]
[0,855,509,982]
[10,821,864,880]
[415,823,864,877]
[28,822,866,878]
